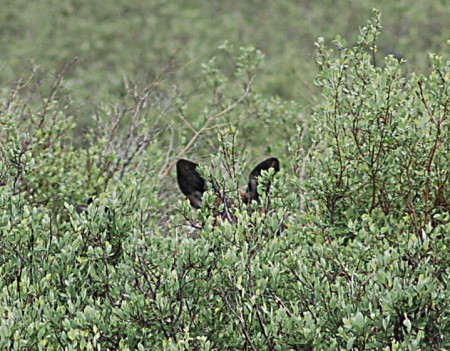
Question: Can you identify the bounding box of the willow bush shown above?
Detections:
[0,12,448,350]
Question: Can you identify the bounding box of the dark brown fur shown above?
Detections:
[176,157,280,209]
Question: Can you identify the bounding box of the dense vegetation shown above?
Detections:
[0,3,449,350]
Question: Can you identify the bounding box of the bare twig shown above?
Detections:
[39,57,79,128]
[159,77,254,179]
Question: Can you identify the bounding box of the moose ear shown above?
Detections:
[176,159,206,208]
[246,157,280,202]
[75,197,94,215]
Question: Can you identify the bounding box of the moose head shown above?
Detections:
[176,157,280,209]
[75,197,111,216]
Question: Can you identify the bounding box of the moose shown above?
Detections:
[176,157,280,210]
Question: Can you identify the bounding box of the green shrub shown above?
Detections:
[0,11,448,350]
[307,11,448,235]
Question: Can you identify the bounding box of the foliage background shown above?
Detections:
[0,1,448,350]
[1,0,448,113]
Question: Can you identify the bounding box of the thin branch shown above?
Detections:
[159,77,254,179]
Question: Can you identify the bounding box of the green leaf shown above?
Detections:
[347,336,356,350]
[68,328,77,341]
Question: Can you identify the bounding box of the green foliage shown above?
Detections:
[1,0,448,122]
[0,11,448,350]
[308,10,448,235]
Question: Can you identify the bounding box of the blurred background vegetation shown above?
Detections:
[1,0,448,124]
